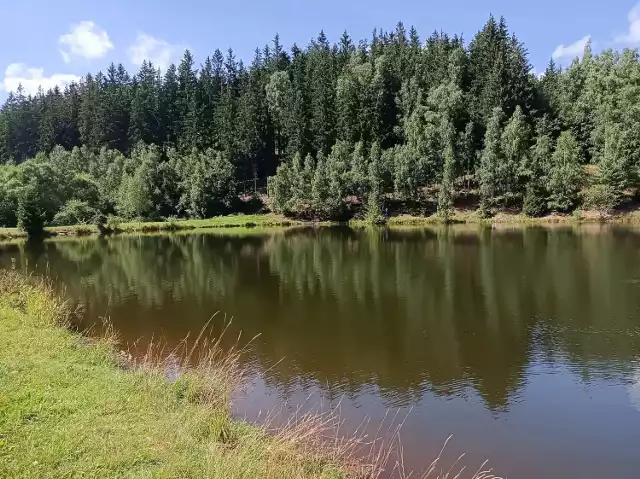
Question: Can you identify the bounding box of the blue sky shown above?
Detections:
[1,0,639,99]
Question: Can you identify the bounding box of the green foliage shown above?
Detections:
[523,182,547,217]
[592,123,634,210]
[365,152,384,223]
[0,163,20,227]
[478,107,504,211]
[1,17,640,223]
[268,161,294,214]
[437,118,456,221]
[116,168,154,220]
[500,106,530,196]
[15,159,65,235]
[522,132,553,217]
[17,184,48,236]
[52,199,99,226]
[580,184,619,212]
[548,131,584,212]
[175,149,237,218]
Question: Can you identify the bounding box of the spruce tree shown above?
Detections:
[499,105,530,198]
[478,107,505,213]
[437,117,456,221]
[523,132,552,217]
[548,131,583,212]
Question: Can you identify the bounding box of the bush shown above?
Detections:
[105,215,123,233]
[17,185,48,236]
[580,184,619,213]
[523,183,547,217]
[52,199,99,226]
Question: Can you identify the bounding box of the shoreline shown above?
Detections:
[2,208,640,241]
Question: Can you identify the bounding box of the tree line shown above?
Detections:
[1,16,640,233]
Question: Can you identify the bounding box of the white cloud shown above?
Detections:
[530,67,544,79]
[59,21,114,63]
[615,3,640,45]
[127,33,182,71]
[0,63,80,96]
[552,36,591,61]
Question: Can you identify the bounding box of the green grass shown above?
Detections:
[0,271,360,479]
[355,207,640,227]
[0,214,302,240]
[3,207,640,242]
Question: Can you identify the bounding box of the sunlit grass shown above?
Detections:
[0,270,353,478]
[0,214,301,240]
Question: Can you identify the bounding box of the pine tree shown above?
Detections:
[177,50,199,149]
[308,31,337,156]
[523,131,552,217]
[548,131,583,212]
[478,107,505,213]
[160,64,180,146]
[128,61,161,146]
[499,105,530,197]
[215,49,239,157]
[101,63,132,153]
[79,74,102,150]
[437,117,456,221]
[365,142,384,222]
[266,71,294,157]
[595,123,631,210]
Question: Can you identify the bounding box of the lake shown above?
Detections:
[2,224,640,478]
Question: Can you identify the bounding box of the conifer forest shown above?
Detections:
[2,16,640,233]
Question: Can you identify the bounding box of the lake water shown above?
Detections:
[2,225,640,478]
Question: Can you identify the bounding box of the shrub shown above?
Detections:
[580,184,619,213]
[523,183,547,217]
[52,199,99,226]
[105,215,123,233]
[17,185,48,236]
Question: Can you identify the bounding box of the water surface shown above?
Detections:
[3,225,640,478]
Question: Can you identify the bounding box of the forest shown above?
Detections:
[1,16,640,233]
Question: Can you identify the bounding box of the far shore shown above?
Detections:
[2,208,640,241]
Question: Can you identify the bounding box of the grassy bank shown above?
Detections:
[0,214,302,240]
[0,271,364,478]
[3,207,640,241]
[350,207,640,227]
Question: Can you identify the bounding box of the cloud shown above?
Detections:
[615,3,640,45]
[0,63,80,96]
[59,21,114,63]
[128,33,182,71]
[552,36,591,61]
[530,66,544,79]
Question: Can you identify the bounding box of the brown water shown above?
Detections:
[3,225,640,478]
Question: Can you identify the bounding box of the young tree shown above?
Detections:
[499,105,530,197]
[548,131,583,212]
[523,132,553,217]
[478,107,505,213]
[437,117,456,221]
[594,123,633,210]
[365,142,384,223]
